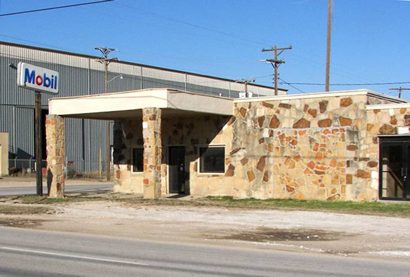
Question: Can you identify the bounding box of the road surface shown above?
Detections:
[0,227,409,276]
[0,184,113,196]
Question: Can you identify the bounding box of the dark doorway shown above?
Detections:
[379,136,410,200]
[168,146,185,194]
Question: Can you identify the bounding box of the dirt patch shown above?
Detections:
[0,218,44,228]
[0,200,408,260]
[212,227,349,242]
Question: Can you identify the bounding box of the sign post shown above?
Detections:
[34,91,43,195]
[17,62,59,196]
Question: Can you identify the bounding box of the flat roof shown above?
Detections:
[233,89,407,104]
[367,102,410,110]
[49,88,233,119]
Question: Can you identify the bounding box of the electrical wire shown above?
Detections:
[0,0,113,17]
[279,81,410,86]
[278,78,305,93]
[113,2,267,47]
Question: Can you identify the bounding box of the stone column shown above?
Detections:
[46,115,65,198]
[142,108,162,199]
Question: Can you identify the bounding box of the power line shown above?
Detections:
[0,0,113,17]
[389,87,410,98]
[0,34,76,52]
[280,81,410,86]
[278,77,304,93]
[114,2,266,47]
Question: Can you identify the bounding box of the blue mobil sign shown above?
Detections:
[17,62,59,94]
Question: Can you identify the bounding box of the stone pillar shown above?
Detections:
[46,115,65,198]
[142,108,162,199]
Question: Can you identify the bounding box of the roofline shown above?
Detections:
[233,89,408,103]
[48,88,233,101]
[0,40,286,92]
[367,103,410,110]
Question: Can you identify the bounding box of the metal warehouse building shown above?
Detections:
[0,41,281,175]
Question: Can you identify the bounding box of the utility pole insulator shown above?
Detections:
[261,45,292,96]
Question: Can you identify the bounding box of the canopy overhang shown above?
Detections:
[49,88,233,119]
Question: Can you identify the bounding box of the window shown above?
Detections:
[199,146,225,173]
[132,147,143,173]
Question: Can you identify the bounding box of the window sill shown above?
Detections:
[197,172,225,176]
[131,171,143,175]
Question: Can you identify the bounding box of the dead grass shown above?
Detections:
[1,192,409,217]
[5,192,110,205]
[0,204,53,215]
[205,196,410,217]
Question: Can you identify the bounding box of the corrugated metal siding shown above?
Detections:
[65,118,83,161]
[89,119,107,171]
[15,107,34,158]
[0,106,14,154]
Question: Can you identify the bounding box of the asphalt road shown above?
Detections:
[0,184,113,196]
[0,227,409,276]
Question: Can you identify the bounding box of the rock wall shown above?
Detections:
[142,108,162,199]
[113,118,144,194]
[46,115,65,198]
[161,114,232,196]
[230,94,370,200]
[364,106,410,197]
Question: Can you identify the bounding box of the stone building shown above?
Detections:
[46,88,410,201]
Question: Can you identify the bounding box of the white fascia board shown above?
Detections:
[49,89,233,116]
[167,90,233,115]
[49,89,169,116]
[366,103,410,110]
[233,89,371,103]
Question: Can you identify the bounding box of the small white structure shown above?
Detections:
[0,132,9,176]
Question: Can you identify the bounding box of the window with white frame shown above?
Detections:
[132,147,143,173]
[199,146,225,173]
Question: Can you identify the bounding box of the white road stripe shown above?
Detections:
[0,246,149,267]
[368,250,410,257]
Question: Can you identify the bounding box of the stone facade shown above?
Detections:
[113,118,144,194]
[46,115,65,198]
[229,94,366,200]
[142,108,162,199]
[112,91,410,201]
[365,105,410,198]
[113,113,232,197]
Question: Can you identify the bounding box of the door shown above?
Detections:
[379,137,410,200]
[168,146,185,194]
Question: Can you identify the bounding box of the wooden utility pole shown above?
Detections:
[95,47,117,181]
[389,87,410,98]
[261,45,292,95]
[236,79,255,97]
[325,0,333,92]
[34,91,43,196]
